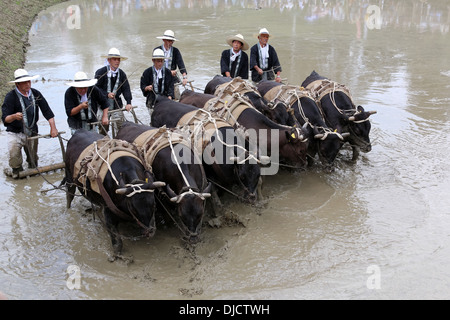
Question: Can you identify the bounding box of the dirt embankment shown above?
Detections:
[0,0,67,103]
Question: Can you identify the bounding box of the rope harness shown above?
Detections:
[263,84,346,141]
[131,127,210,238]
[73,137,156,232]
[174,108,264,201]
[305,79,370,122]
[175,108,262,165]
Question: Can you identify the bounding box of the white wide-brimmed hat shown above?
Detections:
[157,30,178,41]
[101,47,128,60]
[258,28,270,37]
[9,69,39,83]
[65,71,98,88]
[226,34,249,51]
[152,48,168,60]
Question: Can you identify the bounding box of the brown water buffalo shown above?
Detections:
[150,96,263,205]
[179,91,309,172]
[257,80,349,171]
[64,129,164,258]
[204,75,299,127]
[115,122,211,242]
[302,71,376,161]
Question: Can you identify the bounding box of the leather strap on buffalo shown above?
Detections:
[95,176,132,221]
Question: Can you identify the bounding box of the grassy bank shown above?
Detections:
[0,0,68,103]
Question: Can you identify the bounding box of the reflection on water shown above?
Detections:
[1,0,450,300]
[31,0,450,35]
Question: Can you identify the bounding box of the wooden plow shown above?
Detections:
[90,106,140,138]
[4,131,67,179]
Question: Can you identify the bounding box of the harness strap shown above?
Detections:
[96,176,132,221]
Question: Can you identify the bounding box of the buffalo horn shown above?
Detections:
[150,181,166,188]
[341,132,351,138]
[369,110,377,115]
[115,187,131,195]
[348,116,356,121]
[314,133,325,140]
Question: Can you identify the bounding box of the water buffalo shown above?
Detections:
[115,122,211,242]
[151,96,263,205]
[257,80,349,171]
[64,129,164,258]
[302,70,376,161]
[179,90,309,172]
[204,75,299,127]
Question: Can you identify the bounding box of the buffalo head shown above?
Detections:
[346,105,376,153]
[313,126,350,171]
[165,183,212,243]
[278,124,309,170]
[113,170,166,238]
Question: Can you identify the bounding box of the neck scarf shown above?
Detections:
[15,88,36,136]
[77,90,93,130]
[229,49,242,78]
[152,66,165,95]
[258,42,269,70]
[107,65,120,109]
[162,45,173,70]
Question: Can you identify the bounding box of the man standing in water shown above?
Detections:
[220,33,249,79]
[140,48,174,119]
[1,69,59,178]
[64,71,109,135]
[95,48,133,135]
[155,30,188,99]
[250,28,282,83]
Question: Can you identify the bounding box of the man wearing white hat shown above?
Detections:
[1,68,59,177]
[64,71,109,135]
[220,34,249,79]
[140,48,175,119]
[250,28,282,83]
[95,48,133,134]
[155,30,188,87]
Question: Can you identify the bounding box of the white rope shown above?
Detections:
[121,184,156,198]
[167,132,191,188]
[94,141,120,186]
[202,109,260,162]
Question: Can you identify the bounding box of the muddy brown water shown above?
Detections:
[1,0,450,300]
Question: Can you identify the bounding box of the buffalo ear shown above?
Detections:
[119,173,126,188]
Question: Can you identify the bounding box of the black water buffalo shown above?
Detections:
[302,71,376,161]
[257,80,348,171]
[179,90,309,171]
[151,96,263,205]
[115,122,211,242]
[204,75,299,127]
[65,129,164,258]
